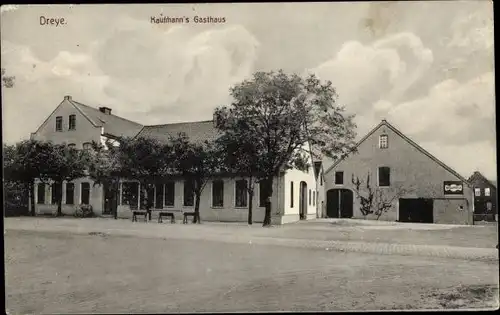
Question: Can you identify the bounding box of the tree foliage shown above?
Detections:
[215,70,357,226]
[351,173,411,220]
[1,68,15,88]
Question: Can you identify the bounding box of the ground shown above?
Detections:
[4,217,499,313]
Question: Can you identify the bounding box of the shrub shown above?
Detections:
[75,204,95,218]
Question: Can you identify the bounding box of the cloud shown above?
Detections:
[1,19,260,141]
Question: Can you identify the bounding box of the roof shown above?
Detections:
[135,120,220,144]
[468,171,497,189]
[70,100,144,138]
[324,119,471,185]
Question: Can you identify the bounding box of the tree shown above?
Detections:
[3,140,56,216]
[351,173,411,220]
[43,143,90,216]
[171,133,226,224]
[115,137,175,221]
[216,127,267,225]
[1,68,15,88]
[87,140,123,219]
[215,70,357,226]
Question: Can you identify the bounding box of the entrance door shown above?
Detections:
[399,198,433,223]
[299,181,307,220]
[103,184,118,215]
[326,189,353,218]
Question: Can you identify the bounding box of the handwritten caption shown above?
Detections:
[150,14,226,24]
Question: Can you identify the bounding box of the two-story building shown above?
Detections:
[468,171,497,222]
[30,96,320,224]
[323,119,474,225]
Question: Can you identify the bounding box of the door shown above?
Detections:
[299,181,307,220]
[399,198,433,223]
[103,183,117,215]
[326,189,353,218]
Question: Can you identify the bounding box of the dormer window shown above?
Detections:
[55,116,63,131]
[379,134,388,149]
[83,142,92,151]
[69,114,76,130]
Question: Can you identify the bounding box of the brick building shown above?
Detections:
[468,171,497,222]
[30,96,320,224]
[323,120,474,225]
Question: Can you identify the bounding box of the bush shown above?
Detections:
[75,204,95,218]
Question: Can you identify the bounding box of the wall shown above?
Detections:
[34,177,103,216]
[316,167,326,218]
[324,122,473,224]
[31,97,102,148]
[116,175,283,224]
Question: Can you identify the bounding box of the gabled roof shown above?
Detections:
[468,171,497,189]
[69,99,143,138]
[324,119,471,185]
[135,120,220,144]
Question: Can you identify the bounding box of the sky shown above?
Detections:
[1,2,496,180]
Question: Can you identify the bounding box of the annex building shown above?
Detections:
[322,120,474,225]
[31,96,323,224]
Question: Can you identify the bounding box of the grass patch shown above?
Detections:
[427,284,499,309]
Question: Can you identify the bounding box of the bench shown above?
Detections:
[183,212,197,224]
[132,211,148,222]
[158,212,176,224]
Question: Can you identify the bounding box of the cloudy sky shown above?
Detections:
[1,2,495,179]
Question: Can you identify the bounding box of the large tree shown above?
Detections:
[115,137,175,221]
[215,70,357,226]
[43,143,90,216]
[171,133,226,224]
[3,140,57,216]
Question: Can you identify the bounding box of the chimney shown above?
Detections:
[99,107,112,115]
[64,95,72,101]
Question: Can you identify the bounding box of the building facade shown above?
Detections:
[468,171,497,222]
[323,120,474,225]
[30,96,319,224]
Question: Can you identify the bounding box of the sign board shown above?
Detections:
[443,181,463,195]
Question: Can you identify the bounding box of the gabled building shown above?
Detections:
[30,96,321,224]
[323,119,474,225]
[468,171,497,222]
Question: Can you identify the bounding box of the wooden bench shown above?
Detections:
[132,211,148,222]
[183,212,197,224]
[158,212,176,224]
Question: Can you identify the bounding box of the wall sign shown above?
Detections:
[443,181,463,195]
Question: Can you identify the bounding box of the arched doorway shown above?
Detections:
[326,189,353,218]
[299,181,307,220]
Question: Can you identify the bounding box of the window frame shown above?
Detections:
[379,134,388,149]
[65,182,75,205]
[37,183,46,204]
[183,180,195,207]
[211,180,224,208]
[235,179,248,208]
[81,182,91,205]
[485,188,491,197]
[334,171,344,185]
[164,181,175,207]
[474,188,481,197]
[55,116,63,132]
[259,179,272,207]
[378,166,391,187]
[82,142,92,151]
[290,181,294,208]
[69,114,76,130]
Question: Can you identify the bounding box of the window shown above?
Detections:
[313,190,316,206]
[378,167,391,187]
[155,184,164,209]
[83,142,92,151]
[486,201,492,211]
[122,182,139,208]
[259,179,272,207]
[140,186,154,209]
[165,181,175,206]
[309,189,312,205]
[55,116,63,131]
[379,134,388,149]
[212,180,224,207]
[69,114,76,130]
[485,188,491,197]
[184,180,194,207]
[290,181,294,208]
[81,182,90,205]
[235,179,248,208]
[320,174,323,186]
[66,183,74,205]
[335,171,344,185]
[474,188,481,196]
[51,183,61,205]
[37,184,46,204]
